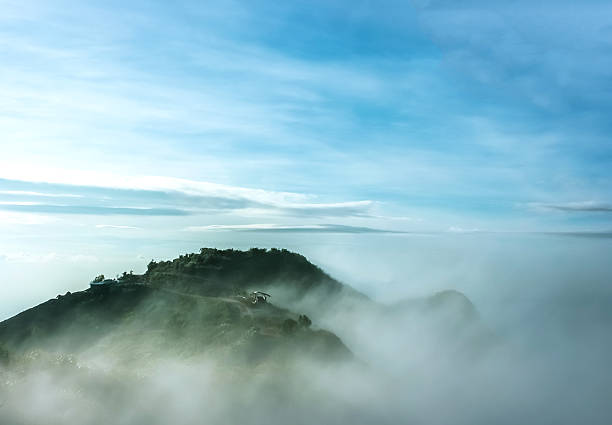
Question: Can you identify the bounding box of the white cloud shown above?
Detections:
[95,224,141,230]
[0,169,373,218]
[0,190,82,198]
[0,201,42,206]
[529,201,612,213]
[185,223,400,233]
[188,223,340,231]
[0,211,56,225]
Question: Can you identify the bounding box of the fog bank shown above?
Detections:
[2,233,612,424]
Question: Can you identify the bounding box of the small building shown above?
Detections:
[250,291,271,304]
[90,278,116,293]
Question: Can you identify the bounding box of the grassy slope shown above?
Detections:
[0,248,489,370]
[0,282,350,369]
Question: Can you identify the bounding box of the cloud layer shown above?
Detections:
[0,176,374,219]
[185,223,402,233]
[533,201,612,213]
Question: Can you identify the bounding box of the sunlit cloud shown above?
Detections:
[0,190,82,198]
[0,203,190,216]
[0,174,374,218]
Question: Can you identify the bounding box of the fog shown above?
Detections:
[2,233,612,424]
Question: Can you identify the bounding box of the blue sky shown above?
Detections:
[1,0,612,318]
[2,0,612,249]
[2,0,611,235]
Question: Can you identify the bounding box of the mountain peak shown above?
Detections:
[143,247,346,297]
[0,248,358,367]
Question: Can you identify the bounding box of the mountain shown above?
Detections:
[0,288,349,370]
[0,248,496,425]
[144,247,367,302]
[0,248,487,371]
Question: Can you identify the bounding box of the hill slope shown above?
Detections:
[0,288,350,368]
[143,247,367,301]
[0,248,488,370]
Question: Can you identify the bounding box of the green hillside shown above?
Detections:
[143,247,352,297]
[0,247,488,373]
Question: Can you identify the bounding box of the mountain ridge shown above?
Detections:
[0,247,485,370]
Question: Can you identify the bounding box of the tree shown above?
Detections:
[282,319,298,334]
[0,345,9,366]
[298,314,312,328]
[147,260,157,272]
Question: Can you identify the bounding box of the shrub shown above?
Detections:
[298,314,312,328]
[282,319,298,334]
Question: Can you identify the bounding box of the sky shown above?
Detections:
[1,0,612,317]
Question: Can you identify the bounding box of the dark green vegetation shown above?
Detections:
[144,247,365,301]
[0,248,499,425]
[1,284,344,362]
[0,248,375,371]
[0,248,486,372]
[0,252,355,368]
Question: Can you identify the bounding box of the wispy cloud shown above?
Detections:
[540,230,612,239]
[1,0,610,233]
[185,223,403,233]
[0,190,82,198]
[277,201,374,218]
[447,226,482,233]
[95,224,140,230]
[531,201,612,213]
[414,0,612,114]
[0,203,190,216]
[0,175,374,218]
